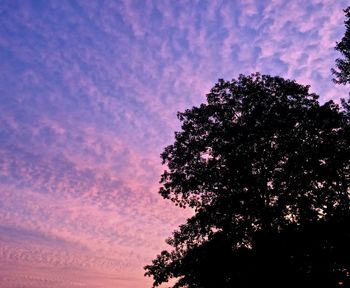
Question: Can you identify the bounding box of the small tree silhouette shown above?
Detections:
[333,7,350,85]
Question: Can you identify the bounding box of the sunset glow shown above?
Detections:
[0,1,349,287]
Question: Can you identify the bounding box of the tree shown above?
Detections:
[332,6,350,84]
[144,73,350,288]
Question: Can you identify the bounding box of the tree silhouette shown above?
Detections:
[333,6,350,85]
[144,74,350,288]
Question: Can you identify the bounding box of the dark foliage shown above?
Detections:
[333,6,350,85]
[144,74,350,288]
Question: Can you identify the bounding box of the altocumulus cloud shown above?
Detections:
[0,0,348,287]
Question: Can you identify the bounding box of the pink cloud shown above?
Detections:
[0,0,348,287]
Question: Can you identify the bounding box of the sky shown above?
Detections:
[0,0,349,287]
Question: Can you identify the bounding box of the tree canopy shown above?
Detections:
[144,73,350,288]
[333,6,350,84]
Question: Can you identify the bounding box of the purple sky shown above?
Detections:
[0,0,349,287]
